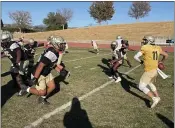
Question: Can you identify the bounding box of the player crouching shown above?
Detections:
[108,41,123,83]
[134,35,168,108]
[21,36,70,105]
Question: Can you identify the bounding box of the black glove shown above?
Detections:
[60,69,70,78]
[10,63,20,73]
[140,60,144,64]
[29,77,38,86]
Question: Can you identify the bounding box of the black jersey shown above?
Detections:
[3,41,27,64]
[24,44,36,59]
[120,40,129,55]
[34,47,59,76]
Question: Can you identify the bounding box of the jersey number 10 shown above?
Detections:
[152,51,158,60]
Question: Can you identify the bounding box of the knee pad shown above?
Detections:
[149,83,157,92]
[139,82,150,94]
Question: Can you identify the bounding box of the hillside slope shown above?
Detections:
[13,21,174,45]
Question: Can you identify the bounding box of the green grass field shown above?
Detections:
[1,47,174,128]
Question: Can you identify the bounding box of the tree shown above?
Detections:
[128,2,151,20]
[43,9,72,30]
[89,2,115,25]
[57,8,73,30]
[9,10,32,32]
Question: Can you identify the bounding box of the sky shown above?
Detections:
[1,1,174,27]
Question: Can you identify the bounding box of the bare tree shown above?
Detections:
[128,2,151,21]
[57,8,73,30]
[9,10,32,32]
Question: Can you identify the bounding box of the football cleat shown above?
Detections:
[115,77,122,83]
[151,97,160,108]
[17,89,27,96]
[38,97,50,105]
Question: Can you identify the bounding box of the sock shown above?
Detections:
[41,96,46,99]
[27,87,30,93]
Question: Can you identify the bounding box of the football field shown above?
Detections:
[1,47,174,128]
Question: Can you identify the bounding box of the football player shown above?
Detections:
[22,36,70,105]
[108,41,123,83]
[91,40,99,54]
[134,35,168,108]
[1,31,29,96]
[23,38,38,68]
[115,35,123,51]
[120,39,132,68]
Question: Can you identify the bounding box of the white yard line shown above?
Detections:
[90,67,98,70]
[74,66,82,69]
[64,53,111,63]
[24,64,141,128]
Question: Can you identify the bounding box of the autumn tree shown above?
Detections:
[89,2,115,25]
[128,2,151,20]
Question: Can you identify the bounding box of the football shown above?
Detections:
[158,62,165,70]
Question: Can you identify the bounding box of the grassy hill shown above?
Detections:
[13,21,174,45]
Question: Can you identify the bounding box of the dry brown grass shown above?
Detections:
[13,21,174,45]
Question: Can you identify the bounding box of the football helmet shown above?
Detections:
[29,38,35,45]
[142,35,155,45]
[116,35,122,40]
[111,41,118,50]
[1,31,13,48]
[49,36,66,51]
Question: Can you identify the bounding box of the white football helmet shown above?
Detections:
[116,35,122,40]
[142,35,155,45]
[1,31,13,42]
[50,36,66,51]
[111,41,118,50]
[29,38,35,45]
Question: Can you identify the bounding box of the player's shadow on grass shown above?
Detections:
[118,72,151,108]
[46,75,69,99]
[156,113,174,128]
[1,80,19,107]
[1,71,11,77]
[97,64,111,76]
[63,97,93,128]
[88,50,97,54]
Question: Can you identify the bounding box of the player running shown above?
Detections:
[134,35,168,108]
[1,31,29,96]
[91,40,99,54]
[108,41,123,83]
[21,36,70,105]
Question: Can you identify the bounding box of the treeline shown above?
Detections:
[2,2,151,33]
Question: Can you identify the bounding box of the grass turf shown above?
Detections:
[1,48,174,128]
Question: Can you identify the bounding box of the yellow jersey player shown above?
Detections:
[134,35,168,108]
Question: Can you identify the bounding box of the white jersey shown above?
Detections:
[112,48,123,59]
[92,40,98,49]
[115,39,123,51]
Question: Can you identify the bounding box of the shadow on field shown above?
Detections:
[88,50,97,54]
[156,113,174,128]
[63,97,93,128]
[1,80,19,107]
[46,75,69,99]
[1,71,11,77]
[118,72,150,108]
[97,64,111,76]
